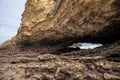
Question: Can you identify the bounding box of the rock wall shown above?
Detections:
[7,0,119,45]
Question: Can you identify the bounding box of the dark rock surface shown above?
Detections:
[0,40,120,80]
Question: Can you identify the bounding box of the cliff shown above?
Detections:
[2,0,120,47]
[0,0,120,80]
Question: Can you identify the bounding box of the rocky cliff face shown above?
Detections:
[0,0,120,80]
[4,0,120,46]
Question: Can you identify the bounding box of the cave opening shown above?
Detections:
[57,42,103,53]
[68,42,103,49]
[57,33,120,54]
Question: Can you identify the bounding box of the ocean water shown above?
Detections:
[69,42,103,49]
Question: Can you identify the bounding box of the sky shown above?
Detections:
[0,0,26,44]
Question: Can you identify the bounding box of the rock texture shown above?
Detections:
[3,0,120,46]
[0,0,120,80]
[0,41,120,80]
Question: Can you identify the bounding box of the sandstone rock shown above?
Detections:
[2,0,119,46]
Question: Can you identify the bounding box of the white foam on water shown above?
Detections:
[69,43,103,49]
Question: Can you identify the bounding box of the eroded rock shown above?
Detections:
[1,0,119,47]
[0,0,120,79]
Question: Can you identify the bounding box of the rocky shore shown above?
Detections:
[0,0,120,80]
[0,40,120,80]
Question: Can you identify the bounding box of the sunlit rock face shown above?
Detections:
[4,0,120,46]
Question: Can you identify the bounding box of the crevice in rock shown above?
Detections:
[105,53,120,62]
